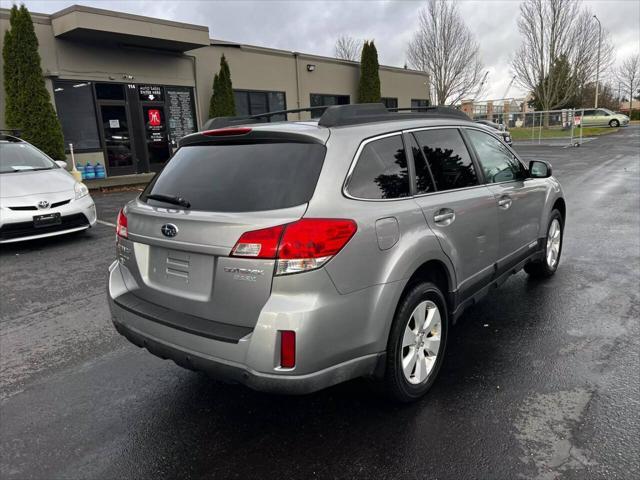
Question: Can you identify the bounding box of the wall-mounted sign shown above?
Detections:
[148,109,161,127]
[166,87,196,146]
[148,131,166,143]
[139,85,163,102]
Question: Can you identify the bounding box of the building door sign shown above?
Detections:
[139,85,163,102]
[148,109,161,127]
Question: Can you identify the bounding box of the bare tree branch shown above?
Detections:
[511,0,614,111]
[334,35,362,62]
[618,52,640,111]
[406,0,483,105]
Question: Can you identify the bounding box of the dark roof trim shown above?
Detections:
[50,4,209,32]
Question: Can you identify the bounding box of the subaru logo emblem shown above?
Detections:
[37,200,50,209]
[161,223,178,238]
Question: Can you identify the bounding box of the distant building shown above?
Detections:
[459,96,533,121]
[618,100,638,113]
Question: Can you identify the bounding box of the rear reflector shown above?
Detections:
[202,127,252,136]
[280,330,296,368]
[230,218,357,275]
[116,209,128,238]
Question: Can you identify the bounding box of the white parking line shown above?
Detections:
[96,219,116,228]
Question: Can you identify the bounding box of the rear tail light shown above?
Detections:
[231,224,285,258]
[116,209,128,238]
[230,218,357,275]
[280,330,296,368]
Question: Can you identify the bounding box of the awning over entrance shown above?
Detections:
[50,5,210,52]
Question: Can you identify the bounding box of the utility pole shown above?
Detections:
[593,15,602,108]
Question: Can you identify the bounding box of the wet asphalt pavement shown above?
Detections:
[1,127,639,480]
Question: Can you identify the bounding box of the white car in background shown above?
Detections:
[0,133,97,243]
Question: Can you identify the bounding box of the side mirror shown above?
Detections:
[55,160,68,169]
[529,160,552,178]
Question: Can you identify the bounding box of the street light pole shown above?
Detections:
[593,15,602,108]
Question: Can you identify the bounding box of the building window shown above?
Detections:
[53,81,101,151]
[310,93,350,118]
[233,90,286,121]
[411,99,429,110]
[95,83,125,101]
[381,97,398,109]
[473,104,488,115]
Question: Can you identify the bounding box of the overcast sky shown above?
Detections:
[16,0,640,99]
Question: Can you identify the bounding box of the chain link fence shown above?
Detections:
[473,109,593,146]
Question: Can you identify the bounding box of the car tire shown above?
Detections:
[609,119,620,128]
[384,281,448,403]
[524,209,563,278]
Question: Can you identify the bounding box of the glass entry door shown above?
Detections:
[99,105,135,176]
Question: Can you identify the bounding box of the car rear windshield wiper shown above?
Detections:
[146,193,191,208]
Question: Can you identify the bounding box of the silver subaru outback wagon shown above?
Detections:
[108,104,565,402]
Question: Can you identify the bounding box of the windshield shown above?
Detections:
[0,142,57,174]
[142,142,326,212]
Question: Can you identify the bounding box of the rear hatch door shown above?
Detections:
[120,136,326,329]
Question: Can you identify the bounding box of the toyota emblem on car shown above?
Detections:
[37,200,50,209]
[160,223,178,238]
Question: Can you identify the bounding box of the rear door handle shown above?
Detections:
[498,196,512,209]
[434,208,455,226]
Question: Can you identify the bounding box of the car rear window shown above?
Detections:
[142,142,326,212]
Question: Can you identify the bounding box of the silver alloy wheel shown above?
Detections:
[401,300,442,385]
[546,218,561,268]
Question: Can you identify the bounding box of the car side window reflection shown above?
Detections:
[408,134,436,194]
[347,135,410,199]
[466,129,526,184]
[412,129,478,191]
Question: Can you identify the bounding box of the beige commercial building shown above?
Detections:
[0,5,430,178]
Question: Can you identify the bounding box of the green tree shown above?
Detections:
[358,40,381,103]
[2,5,65,159]
[528,55,577,111]
[208,72,220,117]
[208,54,236,117]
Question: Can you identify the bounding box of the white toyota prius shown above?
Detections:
[0,133,97,243]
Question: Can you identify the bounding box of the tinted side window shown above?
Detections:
[467,129,526,183]
[408,134,436,194]
[348,135,410,199]
[412,129,478,191]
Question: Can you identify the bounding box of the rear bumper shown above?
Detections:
[108,260,391,394]
[110,311,380,394]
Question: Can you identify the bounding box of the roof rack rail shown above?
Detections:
[201,103,471,131]
[202,106,329,130]
[317,103,470,127]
